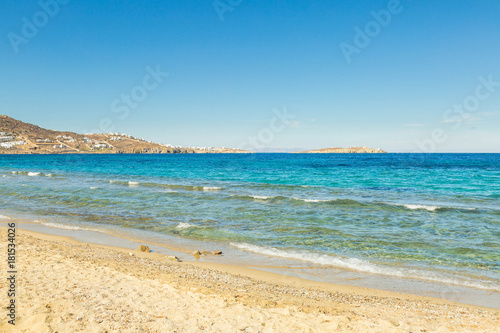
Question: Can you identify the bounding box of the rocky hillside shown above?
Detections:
[295,147,387,153]
[0,115,250,154]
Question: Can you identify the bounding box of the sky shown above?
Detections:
[1,0,499,152]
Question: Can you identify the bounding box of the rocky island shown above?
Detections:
[0,116,250,154]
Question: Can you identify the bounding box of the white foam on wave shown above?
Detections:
[229,242,500,292]
[45,174,53,177]
[28,172,41,177]
[251,195,273,200]
[231,242,386,272]
[203,186,222,191]
[109,180,115,183]
[11,171,17,174]
[90,187,98,190]
[0,215,12,220]
[176,222,196,230]
[403,204,440,212]
[293,198,330,203]
[2,175,6,178]
[40,222,82,230]
[128,181,140,186]
[461,207,478,211]
[36,221,99,232]
[244,195,329,202]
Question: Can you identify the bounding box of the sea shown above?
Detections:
[1,153,499,307]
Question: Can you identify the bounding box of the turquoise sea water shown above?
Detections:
[1,154,499,293]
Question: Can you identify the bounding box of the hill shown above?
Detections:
[0,116,250,154]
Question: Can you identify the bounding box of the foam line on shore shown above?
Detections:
[230,242,500,292]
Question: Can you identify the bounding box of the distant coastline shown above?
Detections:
[1,116,387,155]
[0,115,250,154]
[295,147,387,154]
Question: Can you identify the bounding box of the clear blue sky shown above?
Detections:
[1,0,499,152]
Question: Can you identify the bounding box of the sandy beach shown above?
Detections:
[0,226,498,332]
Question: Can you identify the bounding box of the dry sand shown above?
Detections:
[1,227,499,332]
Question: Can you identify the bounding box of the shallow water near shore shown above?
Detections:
[1,153,499,308]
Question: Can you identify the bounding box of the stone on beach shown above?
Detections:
[137,245,150,253]
[192,250,223,256]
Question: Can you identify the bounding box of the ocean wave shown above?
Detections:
[9,170,54,177]
[156,184,205,191]
[402,204,440,212]
[108,180,144,186]
[236,183,314,191]
[228,194,480,213]
[231,195,365,206]
[400,204,478,212]
[230,242,500,291]
[108,180,213,192]
[36,221,100,232]
[10,171,42,177]
[203,186,222,191]
[90,187,99,190]
[231,242,386,272]
[229,194,279,201]
[176,222,196,230]
[251,195,274,200]
[162,189,178,193]
[292,197,330,203]
[0,215,12,220]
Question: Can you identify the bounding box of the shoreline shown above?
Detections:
[1,224,499,332]
[4,216,500,307]
[11,217,500,309]
[7,224,487,308]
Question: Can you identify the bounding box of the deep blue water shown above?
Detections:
[1,153,499,290]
